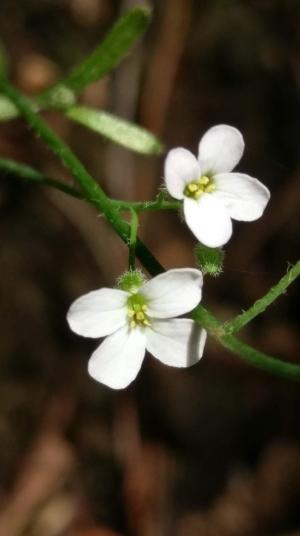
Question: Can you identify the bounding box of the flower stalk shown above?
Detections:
[128,209,139,270]
[223,260,300,335]
[0,156,179,212]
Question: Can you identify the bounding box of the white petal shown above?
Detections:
[88,326,146,389]
[67,288,129,338]
[214,172,271,221]
[146,319,207,367]
[198,124,244,175]
[164,148,201,200]
[183,195,232,247]
[141,268,203,318]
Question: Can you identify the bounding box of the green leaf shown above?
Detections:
[66,105,163,155]
[45,7,151,99]
[0,8,151,120]
[0,95,19,121]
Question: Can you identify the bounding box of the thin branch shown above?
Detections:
[0,76,163,277]
[110,197,180,212]
[192,306,300,383]
[223,260,300,334]
[220,335,300,383]
[0,157,179,212]
[0,157,84,200]
[128,209,139,270]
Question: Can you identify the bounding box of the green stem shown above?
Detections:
[111,198,180,212]
[193,306,300,383]
[2,76,300,384]
[0,76,163,278]
[128,209,139,270]
[0,157,179,212]
[220,335,300,382]
[0,77,129,239]
[223,260,300,334]
[50,7,152,95]
[192,304,221,330]
[0,157,84,200]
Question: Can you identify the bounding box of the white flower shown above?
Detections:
[164,124,270,247]
[67,269,207,390]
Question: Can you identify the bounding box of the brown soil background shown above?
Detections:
[0,1,300,535]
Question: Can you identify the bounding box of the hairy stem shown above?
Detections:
[128,209,139,270]
[0,77,163,276]
[220,335,300,382]
[0,157,83,200]
[0,157,179,212]
[192,306,300,383]
[223,260,300,334]
[111,198,180,212]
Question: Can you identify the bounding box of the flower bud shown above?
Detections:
[44,84,76,109]
[194,244,224,277]
[117,269,146,293]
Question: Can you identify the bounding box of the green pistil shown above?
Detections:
[184,175,215,200]
[127,293,151,329]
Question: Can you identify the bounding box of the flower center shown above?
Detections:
[127,293,151,329]
[184,175,215,200]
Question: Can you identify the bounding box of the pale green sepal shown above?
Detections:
[117,269,146,293]
[195,243,224,277]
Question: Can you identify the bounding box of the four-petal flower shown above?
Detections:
[164,124,270,247]
[67,269,206,389]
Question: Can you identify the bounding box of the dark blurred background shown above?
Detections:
[1,0,300,535]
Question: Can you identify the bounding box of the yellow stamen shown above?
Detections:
[187,183,198,193]
[205,184,216,193]
[199,175,210,186]
[127,293,151,329]
[184,175,215,200]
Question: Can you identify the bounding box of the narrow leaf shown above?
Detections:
[0,95,19,121]
[0,94,39,122]
[4,8,151,117]
[66,105,163,155]
[45,7,151,99]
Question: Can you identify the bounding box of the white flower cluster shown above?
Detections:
[67,125,270,389]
